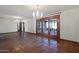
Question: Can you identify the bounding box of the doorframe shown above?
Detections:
[36,15,60,41]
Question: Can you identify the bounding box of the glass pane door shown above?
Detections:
[50,19,57,36]
[37,20,42,33]
[43,19,48,35]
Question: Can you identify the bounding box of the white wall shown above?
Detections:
[0,18,17,33]
[25,18,36,33]
[0,18,36,34]
[60,7,79,42]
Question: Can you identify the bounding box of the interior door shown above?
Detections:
[49,18,57,39]
[42,18,49,37]
[36,19,42,35]
[36,15,60,41]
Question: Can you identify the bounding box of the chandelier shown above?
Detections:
[32,5,43,19]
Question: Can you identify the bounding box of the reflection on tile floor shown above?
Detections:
[0,32,79,53]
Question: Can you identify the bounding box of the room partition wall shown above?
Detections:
[36,15,60,41]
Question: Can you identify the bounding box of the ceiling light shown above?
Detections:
[32,5,44,19]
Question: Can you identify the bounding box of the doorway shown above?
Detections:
[36,15,60,41]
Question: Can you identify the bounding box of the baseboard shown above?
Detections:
[26,32,36,35]
[61,39,79,44]
[0,32,17,34]
[0,32,37,35]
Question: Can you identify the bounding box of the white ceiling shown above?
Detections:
[0,5,78,19]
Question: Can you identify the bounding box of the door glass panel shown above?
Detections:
[37,20,42,33]
[43,19,48,34]
[50,19,57,36]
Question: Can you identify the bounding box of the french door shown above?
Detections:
[36,19,42,35]
[36,15,60,40]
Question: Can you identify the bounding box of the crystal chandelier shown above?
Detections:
[32,5,43,19]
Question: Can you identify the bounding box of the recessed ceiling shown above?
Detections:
[0,5,78,19]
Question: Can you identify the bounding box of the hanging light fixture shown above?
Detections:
[32,5,43,19]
